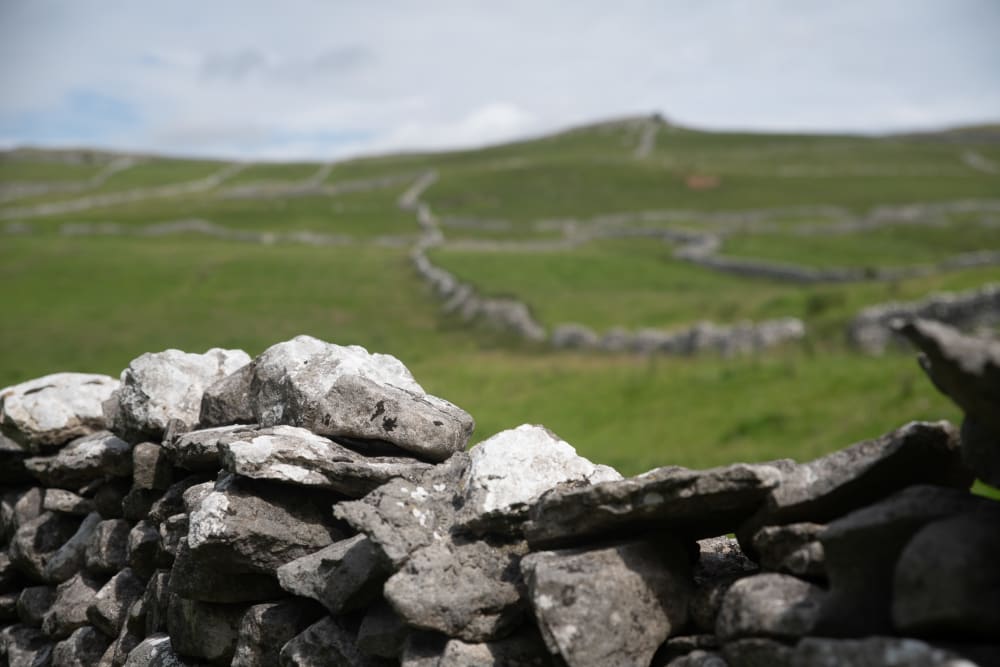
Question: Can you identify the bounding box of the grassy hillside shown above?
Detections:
[2,117,998,480]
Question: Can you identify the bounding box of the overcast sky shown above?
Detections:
[1,1,998,161]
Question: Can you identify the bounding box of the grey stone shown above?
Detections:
[893,511,1000,640]
[0,373,118,451]
[105,347,251,443]
[653,635,720,666]
[738,421,971,556]
[715,573,825,641]
[521,538,692,667]
[162,425,258,472]
[122,634,194,667]
[1,590,20,621]
[524,462,782,549]
[13,487,45,529]
[88,568,146,637]
[132,443,173,491]
[896,318,1000,486]
[0,552,21,592]
[721,639,793,667]
[148,476,210,523]
[751,523,826,579]
[334,453,470,567]
[357,601,408,659]
[550,323,600,350]
[456,424,620,534]
[278,616,380,667]
[218,425,431,497]
[198,363,254,428]
[42,571,106,639]
[25,431,132,490]
[277,534,391,614]
[689,537,759,634]
[121,488,161,522]
[108,624,142,667]
[17,585,56,626]
[385,536,528,642]
[0,434,31,484]
[52,626,112,667]
[85,519,131,575]
[409,630,555,667]
[159,514,187,560]
[9,511,83,581]
[141,571,172,637]
[819,484,993,636]
[127,521,162,579]
[92,481,129,519]
[42,490,95,515]
[0,624,53,667]
[44,512,102,582]
[230,599,323,667]
[791,637,982,667]
[166,595,247,665]
[665,651,728,667]
[168,539,283,604]
[249,336,474,461]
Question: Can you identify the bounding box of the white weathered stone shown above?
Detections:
[0,373,118,450]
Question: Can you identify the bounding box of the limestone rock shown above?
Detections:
[751,523,826,579]
[689,537,759,634]
[132,443,173,491]
[0,624,53,667]
[278,616,378,667]
[85,519,131,575]
[791,636,983,667]
[9,511,83,581]
[105,347,251,443]
[159,514,187,560]
[218,425,431,497]
[107,624,142,667]
[148,476,211,524]
[16,585,56,627]
[249,336,474,461]
[42,571,105,639]
[127,521,162,579]
[357,601,408,659]
[44,512,102,582]
[334,454,470,567]
[385,537,528,642]
[524,462,782,549]
[169,540,282,604]
[653,635,719,666]
[664,651,728,667]
[42,490,95,515]
[24,431,132,490]
[88,568,146,637]
[198,363,254,428]
[166,595,247,665]
[456,424,621,534]
[522,538,692,667]
[141,571,172,637]
[277,534,391,614]
[163,425,258,473]
[402,630,555,667]
[720,639,793,667]
[0,373,118,451]
[122,634,193,667]
[230,599,323,667]
[715,573,825,641]
[52,626,112,667]
[892,511,1000,640]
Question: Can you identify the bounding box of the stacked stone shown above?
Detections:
[2,326,999,666]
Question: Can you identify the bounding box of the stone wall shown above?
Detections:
[1,322,998,667]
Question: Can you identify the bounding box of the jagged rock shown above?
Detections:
[249,336,474,461]
[52,626,112,667]
[0,624,53,667]
[230,599,323,667]
[403,630,554,667]
[892,511,1000,640]
[218,425,431,497]
[122,634,192,667]
[127,521,162,579]
[198,363,254,428]
[521,538,692,667]
[172,476,341,602]
[162,425,258,472]
[122,488,161,521]
[16,586,55,626]
[166,595,247,665]
[148,476,210,524]
[715,573,825,641]
[278,616,378,667]
[277,534,391,614]
[689,537,759,634]
[86,519,131,575]
[9,511,83,581]
[25,431,132,490]
[159,515,187,560]
[385,537,529,642]
[141,571,172,637]
[456,424,620,534]
[169,540,283,604]
[132,443,173,491]
[665,651,728,667]
[105,347,251,443]
[335,454,470,567]
[550,323,600,350]
[13,487,46,528]
[751,523,825,579]
[0,373,118,451]
[653,635,719,666]
[88,568,145,637]
[720,639,793,667]
[357,601,408,659]
[738,421,970,555]
[524,462,782,549]
[896,318,1000,486]
[44,512,102,582]
[42,571,105,639]
[819,484,993,636]
[791,636,984,667]
[108,624,142,667]
[42,490,95,515]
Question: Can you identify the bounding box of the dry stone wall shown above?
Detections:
[1,324,999,667]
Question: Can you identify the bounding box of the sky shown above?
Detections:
[1,0,999,161]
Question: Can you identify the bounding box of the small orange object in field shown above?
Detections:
[685,174,720,190]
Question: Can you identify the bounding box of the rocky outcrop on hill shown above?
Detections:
[1,324,998,666]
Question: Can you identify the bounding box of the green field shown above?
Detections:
[3,117,998,484]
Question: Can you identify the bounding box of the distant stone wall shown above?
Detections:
[1,323,998,666]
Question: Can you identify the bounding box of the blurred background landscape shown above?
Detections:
[2,1,998,477]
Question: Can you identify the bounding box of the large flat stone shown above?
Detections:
[277,534,391,614]
[523,462,782,549]
[0,373,118,451]
[715,573,825,641]
[24,431,132,490]
[219,425,431,497]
